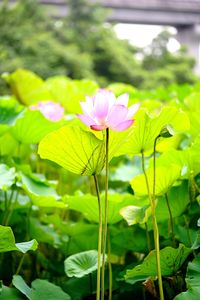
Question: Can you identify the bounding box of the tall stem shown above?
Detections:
[141,152,152,253]
[108,230,112,300]
[2,190,12,225]
[15,254,25,275]
[141,151,151,201]
[93,175,102,300]
[152,138,164,300]
[4,191,8,211]
[141,146,164,300]
[101,128,109,300]
[145,222,151,252]
[165,193,175,246]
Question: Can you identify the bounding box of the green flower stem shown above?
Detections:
[145,222,151,252]
[141,151,152,252]
[89,273,93,296]
[93,175,102,300]
[141,151,151,204]
[141,146,164,300]
[15,254,25,275]
[165,193,175,246]
[153,137,164,300]
[4,191,8,210]
[101,128,109,300]
[108,230,112,300]
[2,189,15,225]
[184,215,193,247]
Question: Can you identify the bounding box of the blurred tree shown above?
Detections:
[60,0,143,86]
[141,31,197,87]
[0,0,94,84]
[0,0,198,92]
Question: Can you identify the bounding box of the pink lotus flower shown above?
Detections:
[77,89,139,131]
[30,101,64,122]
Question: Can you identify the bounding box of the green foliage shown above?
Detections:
[131,164,181,196]
[0,225,38,253]
[20,173,65,208]
[64,250,99,278]
[5,69,99,112]
[125,244,191,284]
[0,164,16,191]
[11,110,64,144]
[0,96,24,136]
[65,193,135,224]
[120,205,150,226]
[0,285,22,300]
[12,275,71,300]
[174,254,200,299]
[114,107,190,157]
[0,69,200,298]
[38,126,106,176]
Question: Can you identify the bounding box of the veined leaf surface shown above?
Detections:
[131,164,181,196]
[38,126,105,176]
[116,107,189,156]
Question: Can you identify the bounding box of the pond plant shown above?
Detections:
[0,68,199,300]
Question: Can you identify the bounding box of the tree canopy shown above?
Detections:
[0,0,197,92]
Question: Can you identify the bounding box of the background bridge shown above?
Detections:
[40,0,200,73]
[2,0,200,72]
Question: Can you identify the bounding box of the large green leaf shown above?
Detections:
[184,92,200,111]
[0,164,16,191]
[120,205,151,226]
[131,164,181,196]
[63,276,93,300]
[174,254,200,299]
[156,134,183,153]
[186,254,200,288]
[0,97,24,136]
[0,225,38,253]
[12,275,32,300]
[13,276,71,300]
[107,82,136,99]
[174,225,198,248]
[174,288,200,300]
[15,240,38,254]
[186,111,200,137]
[31,279,71,300]
[20,173,65,208]
[153,139,200,178]
[45,77,98,113]
[0,133,18,157]
[110,226,149,255]
[0,286,22,300]
[63,223,98,255]
[0,226,16,252]
[125,244,191,284]
[64,250,100,278]
[91,126,133,162]
[7,69,52,105]
[65,193,135,224]
[184,92,200,137]
[11,110,63,144]
[115,106,190,156]
[156,181,189,222]
[44,75,71,104]
[38,126,105,176]
[29,218,65,248]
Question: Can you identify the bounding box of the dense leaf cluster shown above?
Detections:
[0,69,199,299]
